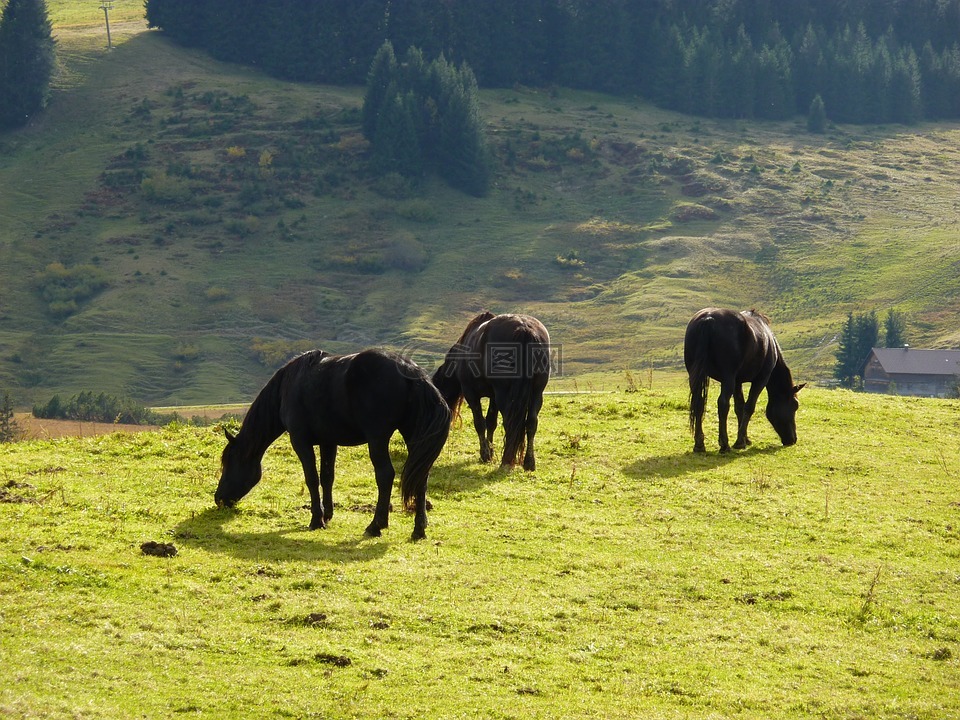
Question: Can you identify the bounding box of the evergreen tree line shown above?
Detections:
[0,0,56,130]
[362,42,490,196]
[33,391,159,425]
[834,310,906,389]
[143,0,960,125]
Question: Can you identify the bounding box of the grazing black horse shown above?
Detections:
[432,311,551,471]
[215,348,450,540]
[684,308,805,453]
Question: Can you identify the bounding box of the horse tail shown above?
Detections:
[687,321,711,433]
[400,376,452,510]
[501,373,533,467]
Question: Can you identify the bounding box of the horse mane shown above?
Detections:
[238,351,326,454]
[453,310,495,346]
[743,308,771,325]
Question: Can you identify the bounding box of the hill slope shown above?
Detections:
[2,18,960,405]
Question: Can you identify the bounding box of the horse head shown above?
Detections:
[765,383,806,446]
[214,428,263,508]
[431,360,464,417]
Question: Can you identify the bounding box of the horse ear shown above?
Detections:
[224,428,236,442]
[794,383,806,394]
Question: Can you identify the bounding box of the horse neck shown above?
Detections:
[237,373,287,458]
[767,353,795,398]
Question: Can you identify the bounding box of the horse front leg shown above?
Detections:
[291,436,325,529]
[733,385,750,448]
[734,384,763,450]
[465,391,493,462]
[364,440,395,537]
[318,443,337,525]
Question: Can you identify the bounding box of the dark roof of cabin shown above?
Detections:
[870,347,960,376]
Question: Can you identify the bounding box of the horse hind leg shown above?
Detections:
[522,392,544,472]
[484,400,498,447]
[717,382,735,453]
[692,407,706,453]
[689,376,707,453]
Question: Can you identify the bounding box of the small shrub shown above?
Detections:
[395,200,436,222]
[250,338,316,367]
[140,172,192,204]
[555,251,585,269]
[35,263,109,317]
[205,286,230,302]
[372,172,416,199]
[225,215,260,236]
[385,233,427,272]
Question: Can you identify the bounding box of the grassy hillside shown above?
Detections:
[2,9,960,405]
[1,383,959,717]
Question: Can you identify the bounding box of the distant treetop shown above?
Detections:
[144,0,960,124]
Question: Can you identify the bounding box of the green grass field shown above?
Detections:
[2,9,960,407]
[2,381,958,718]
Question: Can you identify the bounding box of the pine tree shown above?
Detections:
[372,91,422,178]
[362,41,398,142]
[0,0,56,130]
[883,309,907,347]
[362,45,489,195]
[834,311,879,388]
[834,312,858,387]
[807,93,827,132]
[0,392,21,443]
[436,61,491,196]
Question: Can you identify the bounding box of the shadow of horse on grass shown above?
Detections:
[623,444,784,480]
[173,507,391,564]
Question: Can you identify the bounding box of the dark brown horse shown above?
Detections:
[215,348,450,540]
[432,312,551,470]
[684,308,804,453]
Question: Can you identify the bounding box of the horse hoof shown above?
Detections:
[719,446,731,454]
[693,444,706,453]
[309,520,326,530]
[364,525,382,538]
[411,528,426,541]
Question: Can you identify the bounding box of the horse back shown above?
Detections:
[685,308,779,384]
[477,314,551,380]
[279,349,410,445]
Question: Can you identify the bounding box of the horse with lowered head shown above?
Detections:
[215,348,450,540]
[684,308,804,453]
[432,311,551,471]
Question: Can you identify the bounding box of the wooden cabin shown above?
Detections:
[863,347,960,397]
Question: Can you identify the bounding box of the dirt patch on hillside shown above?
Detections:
[14,413,158,440]
[12,405,247,440]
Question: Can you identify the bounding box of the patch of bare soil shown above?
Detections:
[14,413,158,440]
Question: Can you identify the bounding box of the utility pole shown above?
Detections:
[100,1,113,49]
